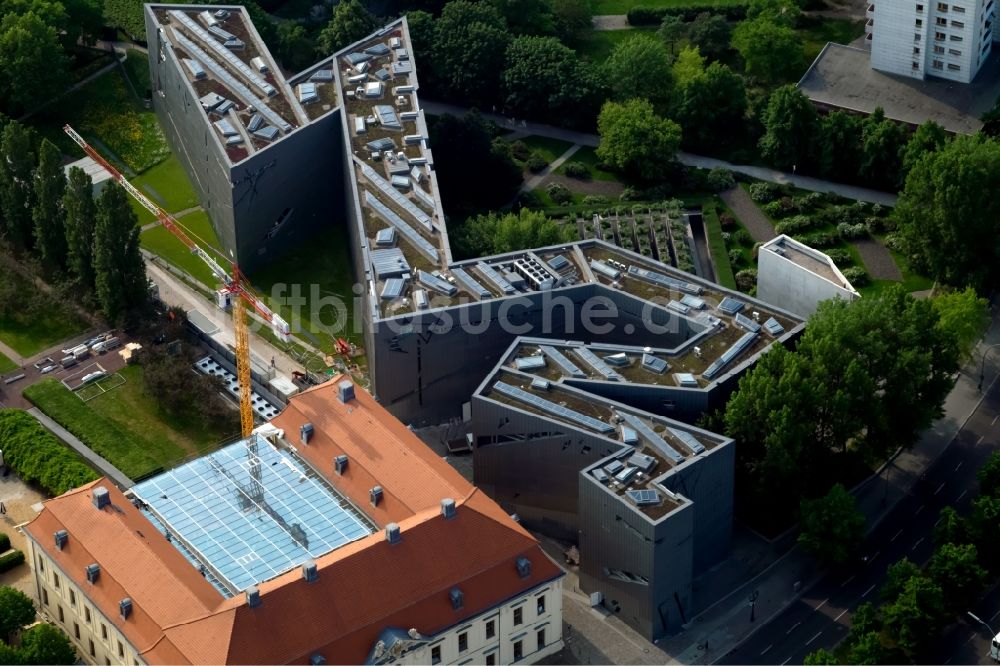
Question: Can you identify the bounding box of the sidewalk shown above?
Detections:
[654,310,1000,663]
[26,408,134,490]
[420,100,898,206]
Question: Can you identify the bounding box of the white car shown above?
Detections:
[39,365,56,374]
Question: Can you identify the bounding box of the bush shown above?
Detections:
[719,212,736,229]
[0,551,24,574]
[841,266,869,286]
[563,161,589,178]
[864,216,885,234]
[823,248,852,266]
[732,228,752,245]
[728,248,743,266]
[748,181,780,203]
[0,534,8,553]
[837,222,869,240]
[794,191,825,210]
[735,268,758,292]
[796,231,837,247]
[525,153,548,173]
[884,233,905,252]
[707,167,736,192]
[509,140,531,161]
[775,214,815,235]
[627,3,748,25]
[620,186,640,201]
[546,183,573,204]
[835,204,865,226]
[0,411,98,496]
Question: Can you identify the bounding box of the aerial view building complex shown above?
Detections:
[756,235,859,318]
[24,380,564,665]
[130,2,811,648]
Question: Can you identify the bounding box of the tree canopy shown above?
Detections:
[928,542,987,613]
[901,120,947,175]
[487,0,554,36]
[883,575,947,656]
[316,0,378,54]
[881,558,922,602]
[932,287,989,361]
[798,483,865,567]
[63,165,97,290]
[0,121,36,250]
[457,208,574,258]
[674,62,746,152]
[758,85,819,170]
[895,134,1000,291]
[32,138,67,270]
[978,452,1000,499]
[687,12,731,62]
[817,111,863,182]
[731,17,803,83]
[0,587,34,643]
[432,1,510,107]
[0,10,69,116]
[603,34,675,113]
[18,623,76,664]
[596,98,682,181]
[93,183,148,325]
[859,107,907,191]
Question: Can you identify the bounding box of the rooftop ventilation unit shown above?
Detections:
[246,586,261,608]
[302,559,318,582]
[119,598,132,619]
[449,588,464,610]
[54,530,68,550]
[385,522,401,544]
[86,563,100,584]
[338,380,355,403]
[334,454,348,475]
[300,423,314,444]
[370,486,383,507]
[441,498,456,519]
[92,486,110,510]
[516,556,532,578]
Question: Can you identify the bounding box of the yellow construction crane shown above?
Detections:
[64,125,290,437]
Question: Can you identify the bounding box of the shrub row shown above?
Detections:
[0,410,99,496]
[627,3,748,24]
[0,533,9,553]
[0,550,25,573]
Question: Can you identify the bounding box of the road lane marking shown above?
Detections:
[935,516,943,526]
[955,461,964,471]
[835,609,848,622]
[978,435,985,444]
[912,537,925,551]
[990,608,1000,623]
[786,621,801,635]
[916,504,925,514]
[760,644,773,656]
[862,584,875,597]
[935,482,946,495]
[815,598,828,611]
[891,529,903,542]
[870,550,880,562]
[806,631,822,645]
[958,489,968,501]
[842,575,855,585]
[991,415,998,426]
[781,659,791,665]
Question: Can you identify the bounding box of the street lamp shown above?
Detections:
[978,343,1000,393]
[967,611,997,638]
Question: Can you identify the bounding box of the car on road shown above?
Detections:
[39,365,56,374]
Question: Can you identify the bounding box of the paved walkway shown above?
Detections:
[520,144,581,194]
[653,309,1000,663]
[851,238,903,281]
[592,15,630,29]
[421,100,898,206]
[26,408,134,489]
[718,186,776,243]
[0,340,25,367]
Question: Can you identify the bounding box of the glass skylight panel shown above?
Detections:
[417,270,457,296]
[717,296,746,315]
[450,267,492,299]
[492,382,614,433]
[547,255,569,272]
[514,356,546,371]
[360,163,433,231]
[627,265,703,295]
[364,191,438,262]
[680,294,706,309]
[666,427,705,455]
[575,347,623,381]
[476,262,516,295]
[667,300,690,314]
[540,345,586,378]
[702,331,758,380]
[764,317,785,335]
[626,489,662,506]
[641,353,668,374]
[589,259,620,280]
[370,247,411,279]
[380,278,405,300]
[619,413,684,464]
[674,372,698,387]
[735,312,761,333]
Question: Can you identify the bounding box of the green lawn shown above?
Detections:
[24,366,238,480]
[576,27,657,62]
[557,146,619,182]
[121,49,151,93]
[703,204,738,289]
[140,209,225,288]
[0,350,15,374]
[131,154,200,214]
[0,266,89,357]
[248,224,363,353]
[590,0,743,15]
[797,16,866,65]
[516,135,576,163]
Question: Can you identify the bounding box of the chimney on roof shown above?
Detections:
[119,598,132,619]
[441,498,456,519]
[337,380,355,403]
[334,454,348,475]
[92,486,110,510]
[302,559,318,583]
[86,563,100,584]
[385,522,401,544]
[246,586,261,608]
[370,486,383,507]
[54,530,68,550]
[300,423,314,445]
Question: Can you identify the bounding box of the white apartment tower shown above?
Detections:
[870,0,996,83]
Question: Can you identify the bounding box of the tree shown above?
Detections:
[817,110,863,182]
[881,558,921,602]
[859,108,907,190]
[0,587,34,642]
[488,0,554,35]
[0,11,68,116]
[596,98,682,181]
[93,183,148,325]
[0,121,36,249]
[141,344,236,426]
[968,494,1000,565]
[316,0,377,55]
[935,506,969,546]
[18,623,76,664]
[63,166,97,290]
[895,134,1000,291]
[502,36,606,128]
[883,575,948,656]
[928,542,987,613]
[657,14,684,54]
[671,45,705,88]
[802,647,837,665]
[405,11,435,88]
[758,85,819,170]
[746,0,800,24]
[850,601,880,638]
[688,12,731,62]
[675,62,746,151]
[275,22,316,72]
[457,208,574,257]
[552,0,592,46]
[798,483,865,566]
[901,120,947,175]
[432,1,510,107]
[603,34,675,113]
[847,632,885,665]
[32,138,67,270]
[731,17,803,83]
[932,287,989,362]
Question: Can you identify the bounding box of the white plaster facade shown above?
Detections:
[756,235,859,319]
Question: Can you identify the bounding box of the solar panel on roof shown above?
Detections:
[626,489,662,506]
[619,413,684,464]
[615,466,638,484]
[450,267,492,300]
[214,119,238,136]
[590,259,620,280]
[380,278,405,301]
[417,270,457,296]
[718,296,746,315]
[297,83,318,103]
[547,255,569,272]
[492,382,614,434]
[641,354,668,374]
[133,436,375,595]
[575,347,623,381]
[366,137,395,152]
[364,191,438,262]
[627,265,702,295]
[680,294,706,309]
[365,43,391,56]
[246,113,263,132]
[540,345,586,378]
[621,426,638,444]
[702,331,758,380]
[666,426,705,454]
[735,312,761,333]
[360,163,434,232]
[514,356,546,371]
[764,317,785,336]
[310,69,333,81]
[213,99,234,115]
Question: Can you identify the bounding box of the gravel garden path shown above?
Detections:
[719,187,776,243]
[851,238,903,281]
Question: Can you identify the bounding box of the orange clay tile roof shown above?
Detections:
[24,377,562,665]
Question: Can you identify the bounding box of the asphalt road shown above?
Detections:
[718,377,1000,665]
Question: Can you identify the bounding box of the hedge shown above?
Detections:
[0,534,9,553]
[0,410,99,496]
[0,550,25,573]
[627,3,748,25]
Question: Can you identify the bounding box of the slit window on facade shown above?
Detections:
[513,640,523,661]
[486,654,496,666]
[69,590,76,606]
[74,623,80,639]
[54,573,60,589]
[458,632,468,653]
[42,589,48,606]
[537,628,546,650]
[948,62,962,69]
[952,19,964,25]
[101,624,108,641]
[37,555,44,572]
[486,619,495,639]
[118,641,125,658]
[58,606,64,623]
[431,645,441,665]
[89,640,95,657]
[950,33,964,40]
[537,595,546,614]
[513,607,523,625]
[85,607,91,624]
